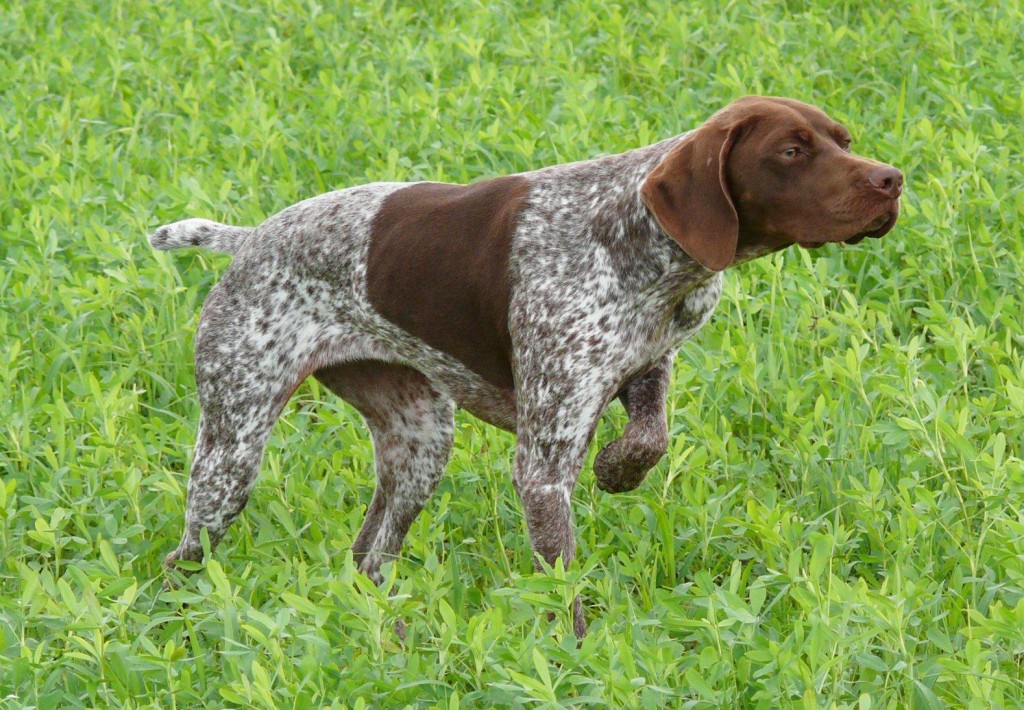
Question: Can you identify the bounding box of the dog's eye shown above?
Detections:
[782,147,800,159]
[842,139,852,152]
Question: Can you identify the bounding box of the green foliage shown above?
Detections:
[2,0,1023,706]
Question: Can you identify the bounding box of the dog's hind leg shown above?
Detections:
[314,360,454,584]
[164,281,331,571]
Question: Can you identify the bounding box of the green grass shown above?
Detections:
[2,0,1023,706]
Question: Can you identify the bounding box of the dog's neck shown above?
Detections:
[573,134,789,290]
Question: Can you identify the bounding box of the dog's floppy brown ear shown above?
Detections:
[641,120,750,271]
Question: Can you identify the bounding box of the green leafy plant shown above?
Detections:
[2,0,1022,706]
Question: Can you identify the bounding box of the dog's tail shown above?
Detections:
[149,218,254,255]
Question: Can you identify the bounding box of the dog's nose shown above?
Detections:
[867,165,903,199]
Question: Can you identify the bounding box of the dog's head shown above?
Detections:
[641,96,902,270]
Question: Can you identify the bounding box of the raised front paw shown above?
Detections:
[593,429,667,493]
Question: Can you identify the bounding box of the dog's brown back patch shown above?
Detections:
[366,177,530,390]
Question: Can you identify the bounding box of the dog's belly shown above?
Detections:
[363,335,519,431]
[451,381,518,431]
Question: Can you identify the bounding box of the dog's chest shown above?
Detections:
[509,264,724,410]
[621,271,723,380]
[670,273,723,345]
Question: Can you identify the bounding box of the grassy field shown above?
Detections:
[2,0,1023,706]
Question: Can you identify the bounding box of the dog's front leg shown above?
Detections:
[513,376,609,639]
[593,353,672,493]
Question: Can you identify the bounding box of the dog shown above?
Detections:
[151,96,901,637]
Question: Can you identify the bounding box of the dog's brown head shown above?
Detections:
[641,96,902,271]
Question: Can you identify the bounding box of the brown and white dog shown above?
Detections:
[151,96,901,637]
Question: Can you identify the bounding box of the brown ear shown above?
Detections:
[641,121,748,271]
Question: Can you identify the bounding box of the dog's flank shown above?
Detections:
[149,218,253,255]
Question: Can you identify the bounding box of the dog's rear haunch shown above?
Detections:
[153,97,900,638]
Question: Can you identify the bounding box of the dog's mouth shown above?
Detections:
[798,205,900,250]
[843,209,899,245]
